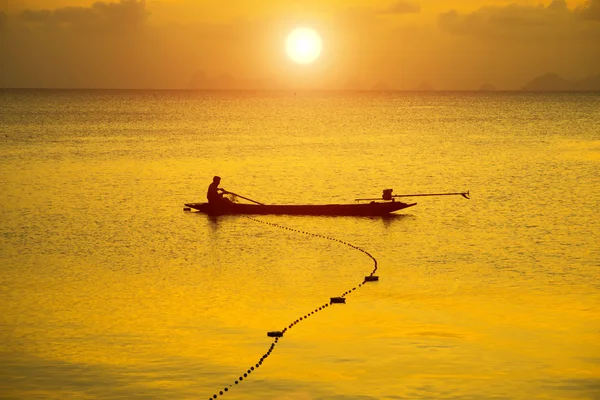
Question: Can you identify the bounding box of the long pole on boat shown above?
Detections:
[392,191,470,199]
[355,191,470,201]
[223,190,265,205]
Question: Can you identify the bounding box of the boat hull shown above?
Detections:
[184,201,416,216]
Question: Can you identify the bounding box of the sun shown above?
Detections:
[285,27,322,65]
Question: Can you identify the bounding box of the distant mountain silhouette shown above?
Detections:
[522,73,600,91]
[479,83,497,92]
[522,73,572,91]
[212,73,236,90]
[187,70,600,91]
[573,74,600,91]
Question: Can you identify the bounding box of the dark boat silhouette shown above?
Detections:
[184,188,469,216]
[184,200,416,216]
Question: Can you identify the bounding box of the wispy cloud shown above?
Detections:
[19,0,148,31]
[438,0,600,39]
[579,0,600,21]
[382,1,421,15]
[1,0,598,90]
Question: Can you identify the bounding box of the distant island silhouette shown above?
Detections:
[522,73,600,92]
[185,70,600,92]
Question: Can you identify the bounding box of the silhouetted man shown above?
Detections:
[207,176,228,204]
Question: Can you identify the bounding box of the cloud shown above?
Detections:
[2,1,165,89]
[438,0,600,40]
[382,1,420,15]
[0,11,7,31]
[18,0,148,31]
[431,0,600,90]
[579,0,600,21]
[1,0,598,90]
[0,0,283,89]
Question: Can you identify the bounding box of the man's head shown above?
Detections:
[213,176,221,183]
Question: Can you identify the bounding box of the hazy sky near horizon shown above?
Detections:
[1,0,599,89]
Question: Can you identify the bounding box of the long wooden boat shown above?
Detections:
[184,200,416,216]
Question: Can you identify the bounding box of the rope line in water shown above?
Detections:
[247,217,379,277]
[207,216,379,399]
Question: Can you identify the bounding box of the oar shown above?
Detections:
[222,190,265,205]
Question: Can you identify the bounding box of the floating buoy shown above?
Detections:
[330,297,346,304]
[365,275,379,282]
[267,331,283,337]
[183,207,191,212]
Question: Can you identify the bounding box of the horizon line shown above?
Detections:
[1,87,599,93]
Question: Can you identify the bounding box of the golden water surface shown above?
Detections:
[1,90,599,399]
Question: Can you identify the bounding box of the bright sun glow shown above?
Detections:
[285,27,322,65]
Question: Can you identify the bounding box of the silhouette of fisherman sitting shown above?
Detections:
[207,176,231,205]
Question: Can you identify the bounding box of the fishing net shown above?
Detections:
[225,192,239,203]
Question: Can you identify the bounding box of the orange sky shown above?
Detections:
[1,0,598,89]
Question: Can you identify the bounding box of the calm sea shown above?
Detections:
[0,89,599,400]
